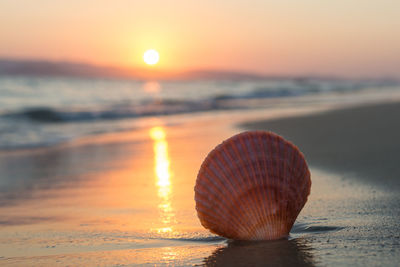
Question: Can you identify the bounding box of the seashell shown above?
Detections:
[194,131,311,240]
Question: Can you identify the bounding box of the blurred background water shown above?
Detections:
[0,75,398,150]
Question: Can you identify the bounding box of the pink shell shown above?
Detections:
[195,131,311,240]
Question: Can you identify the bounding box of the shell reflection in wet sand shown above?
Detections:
[150,126,176,234]
[203,238,314,266]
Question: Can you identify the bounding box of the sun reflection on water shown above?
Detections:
[149,126,175,234]
[143,81,161,94]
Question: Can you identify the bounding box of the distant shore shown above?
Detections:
[241,101,400,190]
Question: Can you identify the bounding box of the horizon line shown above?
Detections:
[0,57,398,82]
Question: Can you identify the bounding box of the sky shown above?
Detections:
[1,0,400,78]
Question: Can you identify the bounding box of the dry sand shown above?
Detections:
[242,102,400,190]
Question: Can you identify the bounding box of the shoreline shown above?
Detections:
[240,101,400,190]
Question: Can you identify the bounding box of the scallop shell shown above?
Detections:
[195,131,311,240]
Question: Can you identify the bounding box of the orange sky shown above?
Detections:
[1,0,400,78]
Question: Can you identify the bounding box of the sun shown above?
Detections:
[143,49,159,65]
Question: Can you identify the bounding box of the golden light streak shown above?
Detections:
[149,126,175,234]
[150,127,170,187]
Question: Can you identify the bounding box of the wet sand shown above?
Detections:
[0,104,399,266]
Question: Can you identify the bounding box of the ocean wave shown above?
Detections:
[0,78,398,150]
[1,102,215,123]
[2,99,244,123]
[1,79,397,123]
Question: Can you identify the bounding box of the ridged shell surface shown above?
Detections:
[195,131,311,240]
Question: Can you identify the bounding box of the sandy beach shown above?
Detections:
[0,102,399,266]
